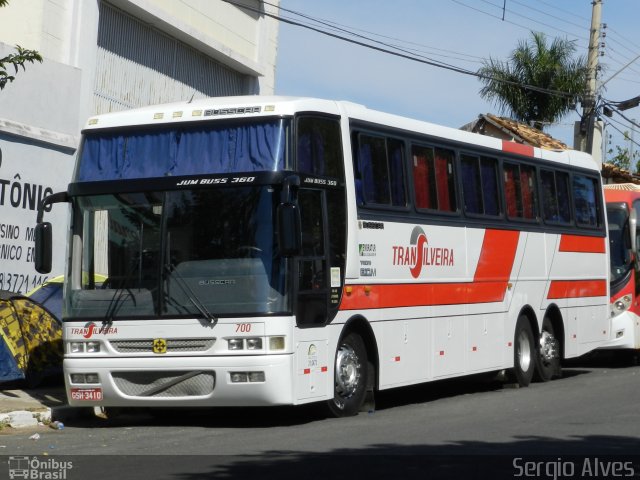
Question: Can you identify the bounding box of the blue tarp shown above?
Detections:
[0,292,62,386]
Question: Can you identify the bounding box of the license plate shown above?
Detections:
[70,388,103,401]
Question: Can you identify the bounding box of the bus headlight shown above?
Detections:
[611,294,632,316]
[245,338,263,350]
[227,336,284,351]
[68,341,101,353]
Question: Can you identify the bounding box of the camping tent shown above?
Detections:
[0,291,62,386]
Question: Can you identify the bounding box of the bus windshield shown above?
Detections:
[76,118,290,182]
[65,186,289,320]
[607,203,632,286]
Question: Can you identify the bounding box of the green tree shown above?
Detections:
[607,131,640,172]
[477,31,587,131]
[0,0,42,90]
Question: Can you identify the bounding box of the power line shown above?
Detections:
[270,2,486,70]
[478,0,587,41]
[606,26,640,57]
[605,34,640,63]
[270,1,486,64]
[226,0,577,100]
[602,49,640,77]
[511,0,587,32]
[448,0,534,32]
[609,106,640,131]
[533,0,591,24]
[605,118,640,150]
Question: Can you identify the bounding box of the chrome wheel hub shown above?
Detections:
[539,330,558,364]
[335,344,361,400]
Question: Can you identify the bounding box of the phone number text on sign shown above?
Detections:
[0,273,49,294]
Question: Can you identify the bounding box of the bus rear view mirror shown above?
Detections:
[278,203,301,257]
[35,222,53,274]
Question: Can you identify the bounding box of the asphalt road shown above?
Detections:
[1,353,639,479]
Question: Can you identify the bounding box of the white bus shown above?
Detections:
[35,96,610,416]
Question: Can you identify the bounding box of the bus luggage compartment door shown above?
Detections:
[295,340,329,402]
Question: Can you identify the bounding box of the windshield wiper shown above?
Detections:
[164,263,218,326]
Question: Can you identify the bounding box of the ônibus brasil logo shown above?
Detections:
[392,226,454,278]
[69,322,118,338]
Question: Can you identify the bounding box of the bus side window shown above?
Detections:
[520,165,537,219]
[573,174,600,227]
[461,154,483,214]
[412,145,436,209]
[412,145,456,212]
[296,116,344,179]
[541,169,571,224]
[481,156,500,215]
[504,164,519,217]
[462,154,500,216]
[355,133,406,207]
[435,148,457,212]
[504,162,538,220]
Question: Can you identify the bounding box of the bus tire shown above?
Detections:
[510,315,535,387]
[327,332,368,417]
[534,317,561,382]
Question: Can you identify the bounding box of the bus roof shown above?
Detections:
[83,95,598,171]
[604,183,640,204]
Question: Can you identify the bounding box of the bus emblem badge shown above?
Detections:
[153,338,168,354]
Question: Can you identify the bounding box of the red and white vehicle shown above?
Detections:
[35,97,610,416]
[602,183,640,353]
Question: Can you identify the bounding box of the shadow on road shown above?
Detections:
[59,436,640,480]
[60,365,599,431]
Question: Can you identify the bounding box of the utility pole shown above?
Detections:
[631,120,636,172]
[577,0,602,154]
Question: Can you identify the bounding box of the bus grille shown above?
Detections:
[109,338,216,353]
[112,371,215,397]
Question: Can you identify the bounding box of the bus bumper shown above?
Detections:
[598,311,640,350]
[63,354,296,407]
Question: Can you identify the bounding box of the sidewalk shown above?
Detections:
[0,382,69,428]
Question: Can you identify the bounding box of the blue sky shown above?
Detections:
[275,0,640,159]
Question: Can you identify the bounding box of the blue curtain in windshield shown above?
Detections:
[77,121,287,181]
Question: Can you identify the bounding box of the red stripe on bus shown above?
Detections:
[340,229,519,310]
[502,140,534,157]
[559,235,606,253]
[474,230,520,281]
[547,280,607,299]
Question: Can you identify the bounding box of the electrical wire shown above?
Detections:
[227,0,579,100]
[604,118,640,150]
[532,0,591,24]
[266,1,486,63]
[478,0,587,41]
[511,0,587,32]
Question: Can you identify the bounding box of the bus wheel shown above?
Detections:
[510,316,535,387]
[534,318,561,382]
[327,332,368,417]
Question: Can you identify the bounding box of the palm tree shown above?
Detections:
[477,31,587,131]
